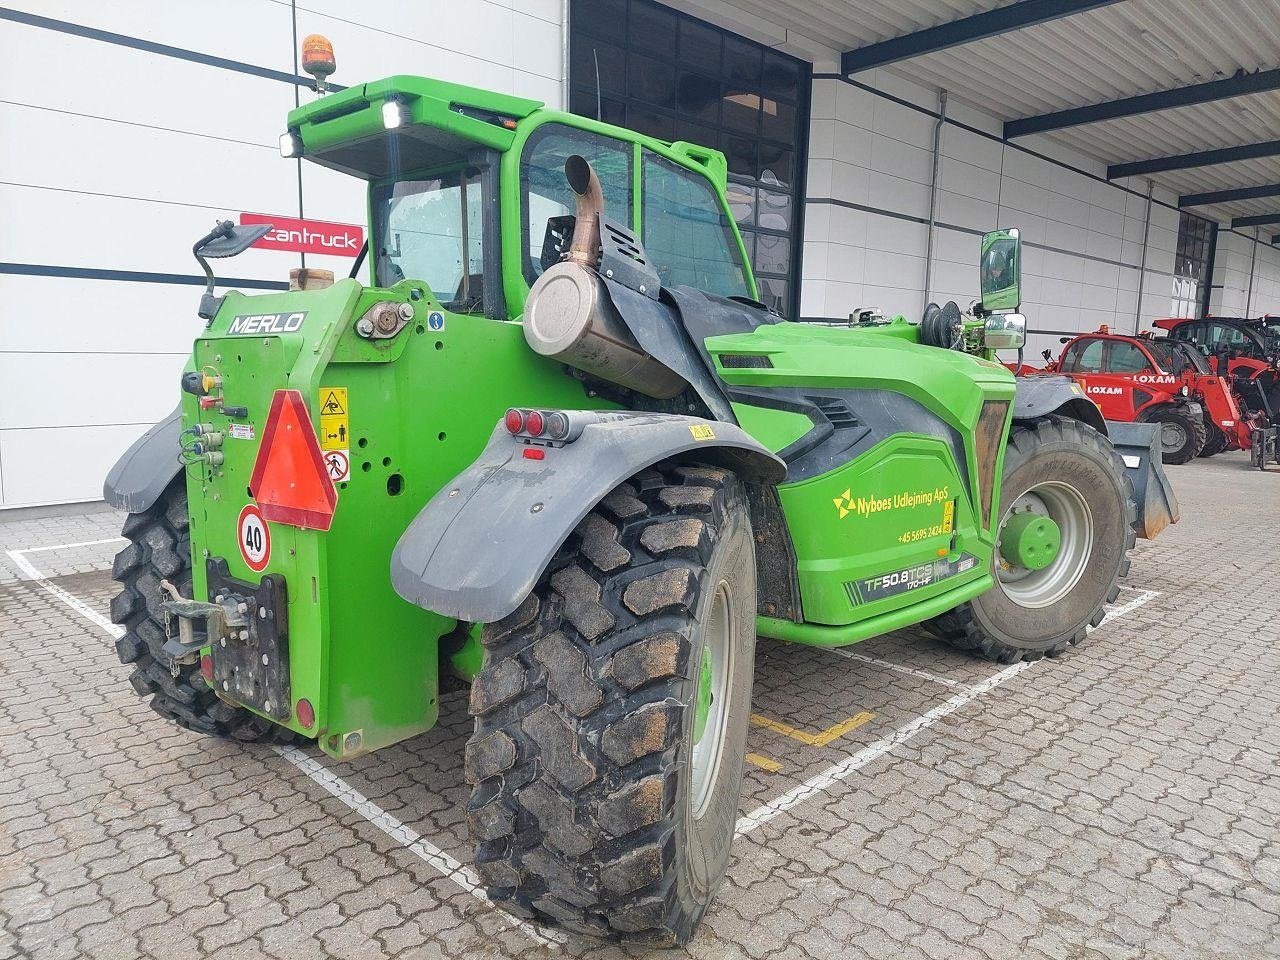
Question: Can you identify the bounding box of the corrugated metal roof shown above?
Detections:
[713,0,1280,226]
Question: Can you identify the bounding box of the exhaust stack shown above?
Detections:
[523,156,685,399]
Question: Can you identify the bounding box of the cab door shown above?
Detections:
[1060,338,1128,418]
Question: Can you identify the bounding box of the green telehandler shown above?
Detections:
[104,67,1176,944]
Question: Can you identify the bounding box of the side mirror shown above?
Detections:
[983,312,1026,351]
[980,228,1021,313]
[193,219,273,323]
[195,221,273,259]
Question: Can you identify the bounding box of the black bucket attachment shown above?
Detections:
[1105,421,1179,540]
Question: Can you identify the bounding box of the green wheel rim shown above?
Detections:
[691,581,733,819]
[996,481,1093,609]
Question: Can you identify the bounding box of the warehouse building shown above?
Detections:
[2,0,1278,509]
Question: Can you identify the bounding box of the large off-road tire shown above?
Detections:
[465,463,757,945]
[925,417,1134,663]
[1147,403,1206,464]
[110,480,295,741]
[1198,423,1228,458]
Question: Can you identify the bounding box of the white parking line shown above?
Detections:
[25,538,1162,934]
[13,543,556,945]
[826,650,962,687]
[17,537,126,554]
[735,588,1162,838]
[5,549,124,639]
[274,746,560,947]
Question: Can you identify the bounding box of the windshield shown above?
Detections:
[372,169,484,311]
[1148,339,1209,375]
[1258,319,1280,350]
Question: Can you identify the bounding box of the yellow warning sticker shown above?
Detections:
[942,499,955,534]
[689,424,715,441]
[319,387,349,450]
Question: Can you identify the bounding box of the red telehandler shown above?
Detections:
[1015,327,1275,466]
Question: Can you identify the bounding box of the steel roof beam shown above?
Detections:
[1179,183,1280,208]
[1109,140,1280,179]
[1007,67,1280,139]
[840,0,1123,74]
[1231,213,1280,228]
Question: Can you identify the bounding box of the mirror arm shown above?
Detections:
[193,220,234,325]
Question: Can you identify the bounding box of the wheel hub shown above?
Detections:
[998,512,1061,571]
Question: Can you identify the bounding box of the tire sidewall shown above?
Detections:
[676,484,756,908]
[1151,407,1199,463]
[973,427,1126,650]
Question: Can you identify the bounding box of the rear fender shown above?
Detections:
[102,406,183,514]
[390,412,785,622]
[1105,420,1180,540]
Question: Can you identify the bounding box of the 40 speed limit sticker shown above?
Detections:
[237,504,272,572]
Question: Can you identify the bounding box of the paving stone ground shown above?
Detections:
[1,452,1278,959]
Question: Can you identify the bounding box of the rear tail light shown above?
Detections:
[200,655,214,683]
[503,408,593,445]
[545,411,569,440]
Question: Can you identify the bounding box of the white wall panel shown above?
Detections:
[0,0,555,508]
[0,423,156,509]
[0,275,208,355]
[0,353,183,430]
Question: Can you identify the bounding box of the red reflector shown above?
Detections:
[504,408,524,434]
[249,389,338,531]
[523,447,545,460]
[296,698,315,729]
[525,410,544,436]
[200,655,213,683]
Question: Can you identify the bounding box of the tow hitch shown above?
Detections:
[160,559,292,721]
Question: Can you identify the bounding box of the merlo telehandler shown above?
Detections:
[104,66,1176,944]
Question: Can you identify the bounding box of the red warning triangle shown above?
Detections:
[249,389,338,531]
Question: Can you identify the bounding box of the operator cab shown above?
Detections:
[282,74,756,321]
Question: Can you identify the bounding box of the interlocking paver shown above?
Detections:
[2,452,1279,958]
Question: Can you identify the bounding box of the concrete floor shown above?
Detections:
[2,451,1278,960]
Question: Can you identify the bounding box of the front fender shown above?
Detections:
[1013,374,1107,435]
[390,412,785,622]
[102,406,183,513]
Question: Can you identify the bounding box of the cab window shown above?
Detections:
[372,169,485,311]
[1105,341,1152,373]
[642,152,750,300]
[521,124,633,286]
[1062,339,1104,373]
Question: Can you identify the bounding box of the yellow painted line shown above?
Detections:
[745,752,781,773]
[749,710,875,747]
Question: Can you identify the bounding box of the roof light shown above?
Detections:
[382,98,407,130]
[301,34,336,92]
[279,131,302,158]
[525,410,544,437]
[504,408,524,434]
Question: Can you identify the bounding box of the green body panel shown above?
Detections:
[186,278,610,756]
[729,402,812,453]
[165,73,1024,753]
[710,322,1015,639]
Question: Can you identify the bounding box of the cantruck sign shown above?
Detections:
[239,213,364,257]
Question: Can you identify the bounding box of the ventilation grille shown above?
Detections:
[719,354,773,369]
[807,396,859,428]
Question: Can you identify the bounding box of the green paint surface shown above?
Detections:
[168,74,1024,753]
